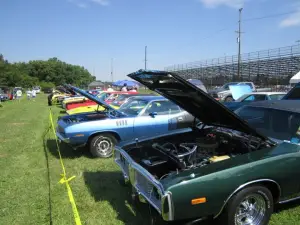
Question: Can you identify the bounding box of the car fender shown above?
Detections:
[164,144,300,221]
[87,130,122,143]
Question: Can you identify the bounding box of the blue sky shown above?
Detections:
[0,0,300,81]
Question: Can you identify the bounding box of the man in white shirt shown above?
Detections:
[27,89,32,100]
[16,89,22,102]
[130,86,138,92]
[121,83,127,92]
[31,89,36,101]
[107,85,114,92]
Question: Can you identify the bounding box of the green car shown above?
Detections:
[115,70,300,225]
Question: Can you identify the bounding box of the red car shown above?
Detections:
[66,91,138,110]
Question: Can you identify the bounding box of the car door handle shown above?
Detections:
[178,117,183,121]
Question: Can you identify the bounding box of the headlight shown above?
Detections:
[217,93,224,98]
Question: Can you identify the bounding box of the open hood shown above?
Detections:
[282,82,300,100]
[128,70,269,141]
[66,85,122,113]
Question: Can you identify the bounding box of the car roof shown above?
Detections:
[127,95,165,101]
[246,92,286,95]
[101,91,138,94]
[245,100,300,113]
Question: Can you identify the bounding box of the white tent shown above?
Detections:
[290,71,300,84]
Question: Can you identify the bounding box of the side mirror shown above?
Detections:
[149,112,158,117]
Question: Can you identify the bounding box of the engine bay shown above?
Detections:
[124,127,271,179]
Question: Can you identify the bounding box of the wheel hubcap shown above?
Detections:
[235,194,266,225]
[96,138,112,155]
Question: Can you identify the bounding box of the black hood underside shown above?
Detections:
[127,70,269,142]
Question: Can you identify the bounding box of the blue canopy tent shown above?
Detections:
[112,80,140,87]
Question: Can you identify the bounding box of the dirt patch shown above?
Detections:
[0,153,8,158]
[0,138,7,143]
[9,122,28,126]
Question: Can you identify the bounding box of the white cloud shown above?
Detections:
[77,3,88,8]
[90,0,110,6]
[68,0,110,8]
[199,0,246,8]
[280,8,300,28]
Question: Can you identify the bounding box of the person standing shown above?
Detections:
[130,86,138,92]
[27,89,32,100]
[16,89,22,102]
[107,85,114,92]
[31,88,36,101]
[121,83,127,91]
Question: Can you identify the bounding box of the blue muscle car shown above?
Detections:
[56,86,195,158]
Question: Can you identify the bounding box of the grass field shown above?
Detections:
[1,94,300,225]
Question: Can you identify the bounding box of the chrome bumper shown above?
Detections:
[114,147,174,221]
[56,131,70,143]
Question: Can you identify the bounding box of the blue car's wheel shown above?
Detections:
[89,134,117,158]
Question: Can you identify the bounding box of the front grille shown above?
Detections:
[135,171,162,211]
[210,93,218,98]
[116,150,162,212]
[119,154,129,177]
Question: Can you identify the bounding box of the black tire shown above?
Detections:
[225,96,234,102]
[89,133,117,158]
[219,185,273,225]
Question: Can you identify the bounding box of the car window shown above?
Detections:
[97,93,111,101]
[236,106,300,141]
[106,94,118,101]
[269,94,285,100]
[119,99,149,116]
[243,95,267,102]
[243,95,255,101]
[143,100,181,115]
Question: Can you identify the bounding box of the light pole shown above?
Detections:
[144,46,147,70]
[236,8,243,80]
[110,58,114,82]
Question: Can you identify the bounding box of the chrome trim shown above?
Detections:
[161,191,174,221]
[279,196,300,204]
[114,146,174,221]
[56,132,70,143]
[214,179,281,219]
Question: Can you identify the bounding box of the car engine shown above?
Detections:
[127,128,265,179]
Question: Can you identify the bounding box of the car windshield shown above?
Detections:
[269,94,286,100]
[111,95,130,106]
[119,98,149,116]
[235,106,300,141]
[222,82,238,89]
[97,92,111,101]
[115,94,128,102]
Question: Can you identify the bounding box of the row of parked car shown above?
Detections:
[51,70,300,225]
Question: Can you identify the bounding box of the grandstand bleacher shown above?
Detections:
[165,45,300,87]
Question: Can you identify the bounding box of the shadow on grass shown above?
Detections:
[60,110,66,114]
[83,171,156,225]
[46,139,92,159]
[275,199,300,214]
[42,128,53,225]
[83,171,214,225]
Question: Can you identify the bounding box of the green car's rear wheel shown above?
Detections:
[89,134,117,158]
[221,185,273,225]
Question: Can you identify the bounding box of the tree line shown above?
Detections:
[0,54,96,90]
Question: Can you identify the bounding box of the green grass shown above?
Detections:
[0,94,300,225]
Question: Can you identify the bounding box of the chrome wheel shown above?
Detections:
[96,138,112,156]
[235,194,266,225]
